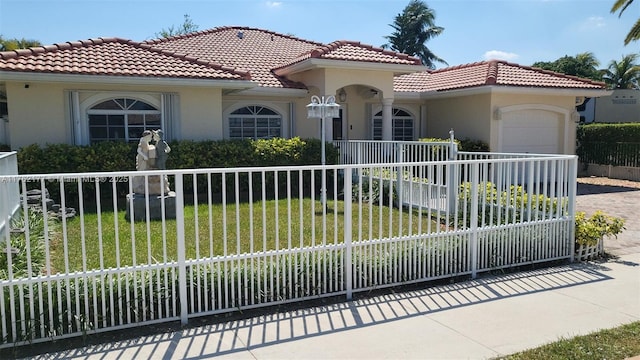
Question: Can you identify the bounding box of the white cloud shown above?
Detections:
[483,50,519,62]
[580,16,606,30]
[266,1,282,8]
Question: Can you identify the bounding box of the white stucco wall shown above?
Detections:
[6,81,69,148]
[594,89,640,123]
[424,93,492,143]
[3,80,229,148]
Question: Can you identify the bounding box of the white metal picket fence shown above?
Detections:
[0,152,19,239]
[0,145,577,348]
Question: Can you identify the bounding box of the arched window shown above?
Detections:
[372,108,414,141]
[228,105,281,139]
[88,98,161,143]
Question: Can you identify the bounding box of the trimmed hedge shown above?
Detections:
[14,138,340,209]
[17,137,338,175]
[420,137,490,152]
[577,123,640,167]
[577,123,640,143]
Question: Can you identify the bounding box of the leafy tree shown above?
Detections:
[602,53,640,89]
[611,0,640,44]
[531,52,602,81]
[0,35,41,51]
[155,14,199,38]
[382,0,446,69]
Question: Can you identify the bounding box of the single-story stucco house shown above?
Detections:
[0,26,609,154]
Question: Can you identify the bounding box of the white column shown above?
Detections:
[382,98,393,141]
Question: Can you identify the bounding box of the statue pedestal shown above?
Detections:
[125,192,177,221]
[132,175,170,195]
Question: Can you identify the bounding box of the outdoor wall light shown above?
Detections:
[338,89,347,102]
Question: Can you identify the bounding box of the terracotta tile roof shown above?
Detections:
[0,38,251,80]
[277,41,422,69]
[395,60,606,92]
[145,27,423,88]
[144,27,322,88]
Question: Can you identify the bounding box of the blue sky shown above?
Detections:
[1,0,638,69]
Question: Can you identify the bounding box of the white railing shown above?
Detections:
[334,140,456,165]
[0,153,577,348]
[0,152,19,239]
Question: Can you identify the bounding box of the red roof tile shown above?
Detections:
[0,38,251,80]
[145,27,423,88]
[144,27,322,88]
[278,41,421,69]
[395,60,606,92]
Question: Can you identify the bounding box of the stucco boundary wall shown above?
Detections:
[579,163,640,182]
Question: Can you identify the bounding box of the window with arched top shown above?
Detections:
[88,98,161,143]
[228,105,282,139]
[372,108,414,141]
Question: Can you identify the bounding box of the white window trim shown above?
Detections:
[371,106,416,141]
[75,92,163,145]
[223,102,287,140]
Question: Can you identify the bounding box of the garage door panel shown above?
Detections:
[501,109,563,154]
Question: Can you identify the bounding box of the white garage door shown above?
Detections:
[501,109,563,154]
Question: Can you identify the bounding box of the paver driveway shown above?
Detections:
[576,178,640,255]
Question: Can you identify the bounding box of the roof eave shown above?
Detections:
[231,87,309,97]
[274,58,428,77]
[420,85,612,100]
[0,71,258,89]
[394,91,423,100]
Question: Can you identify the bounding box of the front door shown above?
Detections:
[333,109,344,140]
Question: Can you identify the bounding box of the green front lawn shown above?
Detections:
[498,321,640,360]
[51,198,439,273]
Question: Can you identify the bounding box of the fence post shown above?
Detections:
[568,157,577,262]
[174,173,188,325]
[447,130,459,215]
[396,142,403,208]
[343,168,353,300]
[470,162,479,279]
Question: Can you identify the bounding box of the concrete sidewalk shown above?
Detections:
[28,253,640,360]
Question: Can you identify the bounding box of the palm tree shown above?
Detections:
[611,0,640,44]
[383,0,446,69]
[602,53,640,89]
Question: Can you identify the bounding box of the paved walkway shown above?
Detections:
[9,179,640,360]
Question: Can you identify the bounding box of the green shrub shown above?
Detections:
[577,123,640,167]
[352,177,396,205]
[17,138,336,175]
[458,138,490,152]
[577,123,640,143]
[457,182,561,227]
[0,211,58,279]
[575,211,625,246]
[0,143,10,152]
[419,137,490,152]
[14,138,340,209]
